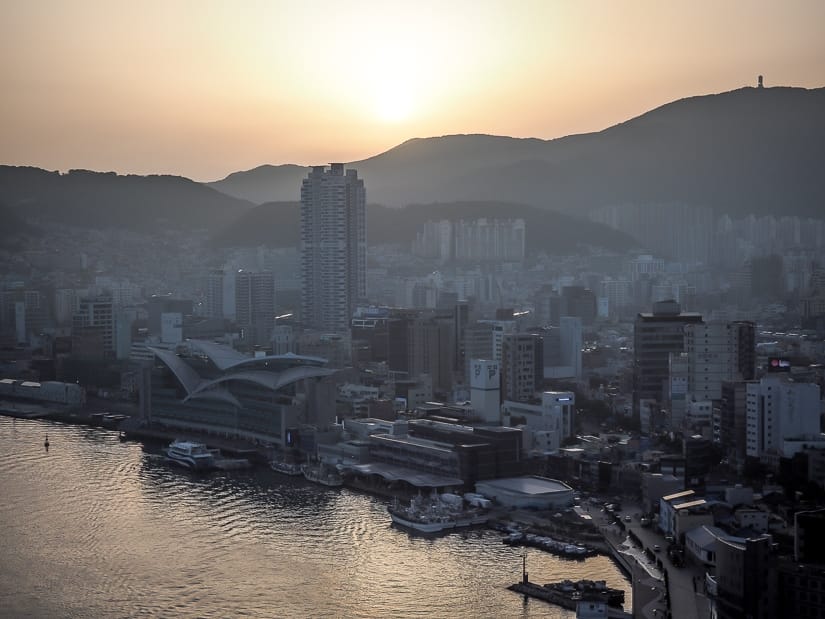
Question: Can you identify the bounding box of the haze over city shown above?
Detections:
[2,3,825,619]
[2,0,825,180]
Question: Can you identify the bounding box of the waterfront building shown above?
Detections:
[474,476,573,509]
[72,296,115,359]
[344,418,522,488]
[300,163,366,334]
[147,339,338,446]
[502,391,575,455]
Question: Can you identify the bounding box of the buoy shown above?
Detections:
[44,435,50,450]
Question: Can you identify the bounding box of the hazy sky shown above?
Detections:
[1,1,824,181]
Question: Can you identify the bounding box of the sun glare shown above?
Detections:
[374,82,413,122]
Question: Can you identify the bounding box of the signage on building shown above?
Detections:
[767,357,791,372]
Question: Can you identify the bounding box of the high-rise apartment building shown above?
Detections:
[300,164,366,334]
[235,270,275,349]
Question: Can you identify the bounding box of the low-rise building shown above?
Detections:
[475,476,574,509]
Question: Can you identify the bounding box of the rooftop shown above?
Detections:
[662,489,695,502]
[477,476,572,495]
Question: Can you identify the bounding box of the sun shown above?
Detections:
[373,81,413,123]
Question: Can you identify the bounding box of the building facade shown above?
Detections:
[235,270,275,349]
[148,339,337,446]
[300,164,366,334]
[633,300,703,420]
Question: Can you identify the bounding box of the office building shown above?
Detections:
[72,296,115,359]
[684,321,756,402]
[746,376,821,460]
[720,381,749,463]
[470,359,501,423]
[501,333,542,403]
[633,300,703,421]
[206,269,225,319]
[300,163,366,334]
[235,270,275,349]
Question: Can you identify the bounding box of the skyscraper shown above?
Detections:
[300,164,366,334]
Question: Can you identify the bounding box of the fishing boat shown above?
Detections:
[301,462,344,487]
[388,491,490,533]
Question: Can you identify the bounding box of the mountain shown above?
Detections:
[0,166,254,233]
[206,164,309,204]
[209,200,637,254]
[209,86,825,218]
[0,202,40,247]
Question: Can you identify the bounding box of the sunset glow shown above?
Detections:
[1,0,823,180]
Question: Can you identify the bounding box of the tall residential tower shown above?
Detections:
[300,164,366,334]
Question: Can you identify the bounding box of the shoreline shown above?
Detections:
[3,408,637,594]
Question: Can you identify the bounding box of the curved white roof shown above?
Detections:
[148,347,203,395]
[190,366,335,396]
[187,339,327,370]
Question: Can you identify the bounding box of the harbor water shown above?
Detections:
[0,417,631,618]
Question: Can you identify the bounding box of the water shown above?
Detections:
[0,418,631,618]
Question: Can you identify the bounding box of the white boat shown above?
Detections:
[270,459,303,476]
[388,492,490,533]
[301,462,344,487]
[165,440,215,471]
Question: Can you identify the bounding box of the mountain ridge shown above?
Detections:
[208,86,825,218]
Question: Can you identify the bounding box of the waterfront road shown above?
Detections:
[610,505,710,619]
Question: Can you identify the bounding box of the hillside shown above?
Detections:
[209,200,637,254]
[208,86,825,218]
[0,202,40,247]
[0,167,254,233]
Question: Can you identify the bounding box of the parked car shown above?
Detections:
[624,515,632,522]
[653,544,661,552]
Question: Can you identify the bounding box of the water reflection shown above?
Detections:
[0,418,631,618]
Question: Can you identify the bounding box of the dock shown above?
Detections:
[508,581,631,618]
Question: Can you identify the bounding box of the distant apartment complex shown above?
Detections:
[413,218,525,263]
[300,164,366,334]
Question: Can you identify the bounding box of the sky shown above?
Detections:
[1,1,824,181]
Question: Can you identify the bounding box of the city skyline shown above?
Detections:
[1,1,824,180]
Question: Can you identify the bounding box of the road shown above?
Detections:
[609,503,711,619]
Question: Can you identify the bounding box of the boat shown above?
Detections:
[165,440,216,471]
[503,531,595,558]
[301,462,344,487]
[388,491,490,533]
[270,459,303,476]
